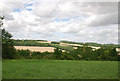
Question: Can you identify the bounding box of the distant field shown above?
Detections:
[3,59,118,79]
[14,46,55,52]
[14,46,66,52]
[60,43,83,47]
[37,41,51,43]
[60,42,101,50]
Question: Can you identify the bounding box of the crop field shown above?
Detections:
[59,42,101,50]
[37,41,51,44]
[14,46,55,52]
[60,42,83,47]
[14,46,66,52]
[2,59,118,79]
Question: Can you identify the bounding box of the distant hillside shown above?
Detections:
[60,40,120,48]
[13,39,120,48]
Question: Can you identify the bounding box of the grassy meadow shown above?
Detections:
[2,59,118,79]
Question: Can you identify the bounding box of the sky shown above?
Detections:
[0,0,118,44]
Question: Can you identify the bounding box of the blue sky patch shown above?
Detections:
[24,3,32,7]
[26,9,32,11]
[13,8,21,12]
[54,18,71,22]
[73,16,79,18]
[54,19,60,22]
[53,32,65,37]
[61,18,71,21]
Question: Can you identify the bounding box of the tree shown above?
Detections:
[0,16,4,27]
[0,16,16,59]
[110,48,118,56]
[54,48,62,59]
[51,41,60,44]
[17,49,31,59]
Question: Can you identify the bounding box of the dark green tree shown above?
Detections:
[110,48,118,56]
[54,47,62,59]
[51,41,60,44]
[0,16,16,59]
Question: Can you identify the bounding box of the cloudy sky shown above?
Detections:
[0,0,118,44]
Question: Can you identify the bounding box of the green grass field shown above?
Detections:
[2,59,118,79]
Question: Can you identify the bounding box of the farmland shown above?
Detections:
[13,40,120,52]
[12,40,120,61]
[13,40,74,52]
[2,39,120,79]
[2,59,118,79]
[14,46,55,52]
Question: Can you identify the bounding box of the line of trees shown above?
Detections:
[13,46,120,61]
[51,41,60,44]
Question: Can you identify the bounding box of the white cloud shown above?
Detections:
[0,1,118,44]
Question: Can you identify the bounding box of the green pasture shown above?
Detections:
[2,59,118,79]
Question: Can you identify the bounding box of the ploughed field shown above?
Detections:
[3,59,118,79]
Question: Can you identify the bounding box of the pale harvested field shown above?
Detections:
[60,43,83,47]
[88,46,101,50]
[37,41,51,43]
[14,46,66,52]
[116,48,120,52]
[14,46,55,52]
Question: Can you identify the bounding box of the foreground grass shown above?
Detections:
[2,59,118,79]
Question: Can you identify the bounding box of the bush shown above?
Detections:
[62,52,73,60]
[43,54,55,59]
[32,55,43,59]
[14,53,25,59]
[32,51,41,56]
[2,46,16,59]
[51,41,60,44]
[17,49,31,58]
[54,48,62,59]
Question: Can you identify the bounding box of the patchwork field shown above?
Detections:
[14,46,66,52]
[14,46,55,52]
[2,59,118,79]
[60,43,83,47]
[37,41,51,43]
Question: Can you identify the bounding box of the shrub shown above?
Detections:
[43,54,55,59]
[2,46,16,59]
[51,41,60,44]
[32,55,42,59]
[62,52,73,60]
[32,51,41,56]
[54,48,62,59]
[17,49,31,58]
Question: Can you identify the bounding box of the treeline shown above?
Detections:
[51,41,60,44]
[60,41,85,45]
[13,46,120,61]
[14,40,51,47]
